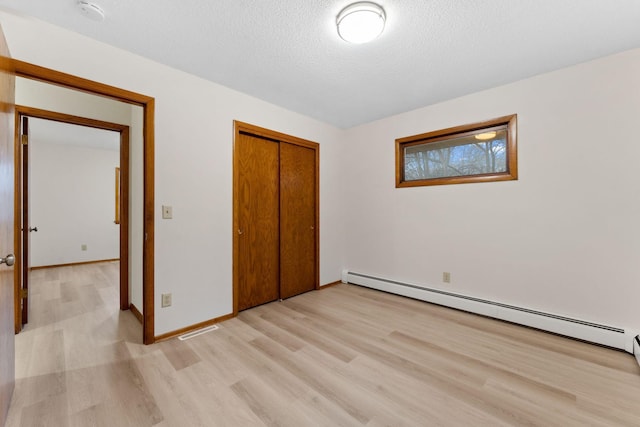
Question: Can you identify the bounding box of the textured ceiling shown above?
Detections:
[1,1,640,128]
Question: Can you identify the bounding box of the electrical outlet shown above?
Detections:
[81,244,87,251]
[161,293,172,308]
[443,272,451,283]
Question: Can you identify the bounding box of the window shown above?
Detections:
[396,115,517,187]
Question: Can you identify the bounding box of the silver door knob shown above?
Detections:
[29,227,38,232]
[0,254,15,267]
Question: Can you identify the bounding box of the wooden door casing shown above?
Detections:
[20,116,28,325]
[236,132,280,311]
[11,60,155,344]
[279,142,316,299]
[0,23,15,427]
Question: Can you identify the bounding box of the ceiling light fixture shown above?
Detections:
[475,131,497,140]
[337,2,386,44]
[77,1,105,22]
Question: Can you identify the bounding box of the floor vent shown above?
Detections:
[178,324,219,341]
[343,271,633,352]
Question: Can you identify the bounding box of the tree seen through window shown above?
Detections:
[404,131,507,180]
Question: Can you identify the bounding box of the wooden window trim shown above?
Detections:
[395,114,518,187]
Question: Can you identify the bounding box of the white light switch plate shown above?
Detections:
[161,293,172,308]
[162,205,172,219]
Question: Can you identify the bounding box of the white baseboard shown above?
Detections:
[344,271,632,352]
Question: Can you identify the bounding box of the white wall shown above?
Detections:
[30,139,119,267]
[0,10,346,335]
[16,77,131,124]
[343,49,640,334]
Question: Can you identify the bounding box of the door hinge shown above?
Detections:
[20,288,28,299]
[21,134,28,145]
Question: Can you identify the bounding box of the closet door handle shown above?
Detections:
[238,229,243,235]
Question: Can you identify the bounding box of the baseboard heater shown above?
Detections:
[343,271,637,355]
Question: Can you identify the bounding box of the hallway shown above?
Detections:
[6,262,147,426]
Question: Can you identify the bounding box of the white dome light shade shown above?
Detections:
[337,2,386,44]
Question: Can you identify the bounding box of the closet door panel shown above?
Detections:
[237,133,280,310]
[280,142,316,299]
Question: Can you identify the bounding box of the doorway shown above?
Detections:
[11,59,156,344]
[15,106,130,330]
[233,121,319,313]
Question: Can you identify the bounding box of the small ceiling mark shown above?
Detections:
[77,1,105,22]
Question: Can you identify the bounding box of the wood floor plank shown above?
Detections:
[238,309,307,352]
[255,304,358,363]
[230,378,310,427]
[6,265,640,426]
[160,339,202,372]
[18,393,70,427]
[249,336,371,424]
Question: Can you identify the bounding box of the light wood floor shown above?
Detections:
[5,263,640,426]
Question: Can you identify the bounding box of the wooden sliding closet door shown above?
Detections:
[236,132,280,311]
[280,142,316,299]
[234,121,319,313]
